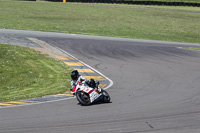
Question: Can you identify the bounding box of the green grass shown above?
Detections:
[0,1,199,102]
[0,1,200,43]
[0,44,72,102]
[131,0,200,3]
[22,0,200,3]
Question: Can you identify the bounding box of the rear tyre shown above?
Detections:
[102,90,111,103]
[76,91,91,106]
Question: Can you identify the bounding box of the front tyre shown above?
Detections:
[76,91,91,106]
[102,90,111,103]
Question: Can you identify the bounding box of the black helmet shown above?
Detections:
[71,70,79,80]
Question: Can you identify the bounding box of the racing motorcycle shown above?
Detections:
[71,79,111,106]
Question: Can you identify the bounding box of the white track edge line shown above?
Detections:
[0,42,113,109]
[0,97,75,109]
[56,47,114,90]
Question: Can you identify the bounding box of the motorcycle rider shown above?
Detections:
[70,70,100,92]
[71,70,83,89]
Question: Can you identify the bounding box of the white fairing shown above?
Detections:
[72,82,102,103]
[90,90,101,103]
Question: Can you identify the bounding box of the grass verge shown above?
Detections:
[0,44,72,102]
[0,1,199,43]
[132,0,200,3]
[20,0,200,3]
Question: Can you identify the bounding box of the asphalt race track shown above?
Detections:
[1,29,200,133]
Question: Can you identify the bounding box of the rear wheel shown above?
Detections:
[102,90,110,103]
[76,91,91,106]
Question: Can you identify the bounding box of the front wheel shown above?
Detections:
[76,91,91,106]
[102,90,111,103]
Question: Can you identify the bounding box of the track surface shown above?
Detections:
[1,29,200,133]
